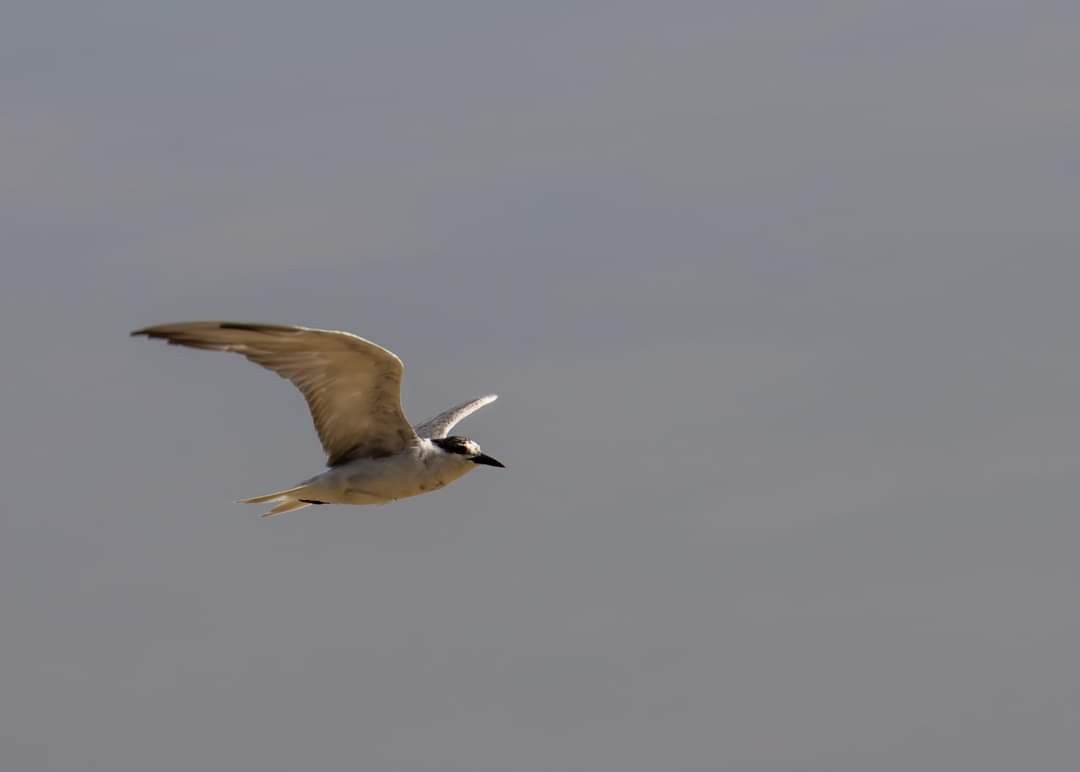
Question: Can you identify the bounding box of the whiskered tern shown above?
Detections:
[132,322,503,517]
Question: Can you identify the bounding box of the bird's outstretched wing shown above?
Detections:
[413,395,498,439]
[132,321,418,466]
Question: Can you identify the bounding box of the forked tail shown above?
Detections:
[239,484,315,518]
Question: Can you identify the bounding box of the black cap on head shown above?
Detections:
[432,436,505,468]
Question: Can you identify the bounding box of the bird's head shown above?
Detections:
[431,436,505,468]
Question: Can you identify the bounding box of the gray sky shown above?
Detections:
[3,2,1080,770]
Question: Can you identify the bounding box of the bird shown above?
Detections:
[131,321,504,517]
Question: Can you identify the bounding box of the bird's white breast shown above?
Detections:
[308,441,476,504]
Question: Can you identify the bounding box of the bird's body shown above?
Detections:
[250,439,488,515]
[132,321,503,517]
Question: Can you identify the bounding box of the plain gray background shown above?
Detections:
[3,2,1079,770]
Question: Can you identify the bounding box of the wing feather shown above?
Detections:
[413,395,498,439]
[132,321,418,465]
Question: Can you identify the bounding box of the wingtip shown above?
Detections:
[130,322,185,338]
[131,324,166,338]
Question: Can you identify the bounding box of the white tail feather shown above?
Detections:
[239,484,315,518]
[239,484,307,504]
[261,499,312,518]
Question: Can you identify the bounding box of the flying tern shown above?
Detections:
[132,321,503,517]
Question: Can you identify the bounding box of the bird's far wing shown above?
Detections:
[413,394,498,439]
[132,321,418,466]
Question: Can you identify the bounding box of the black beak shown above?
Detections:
[472,453,506,468]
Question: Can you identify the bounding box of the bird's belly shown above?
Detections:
[319,456,472,504]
